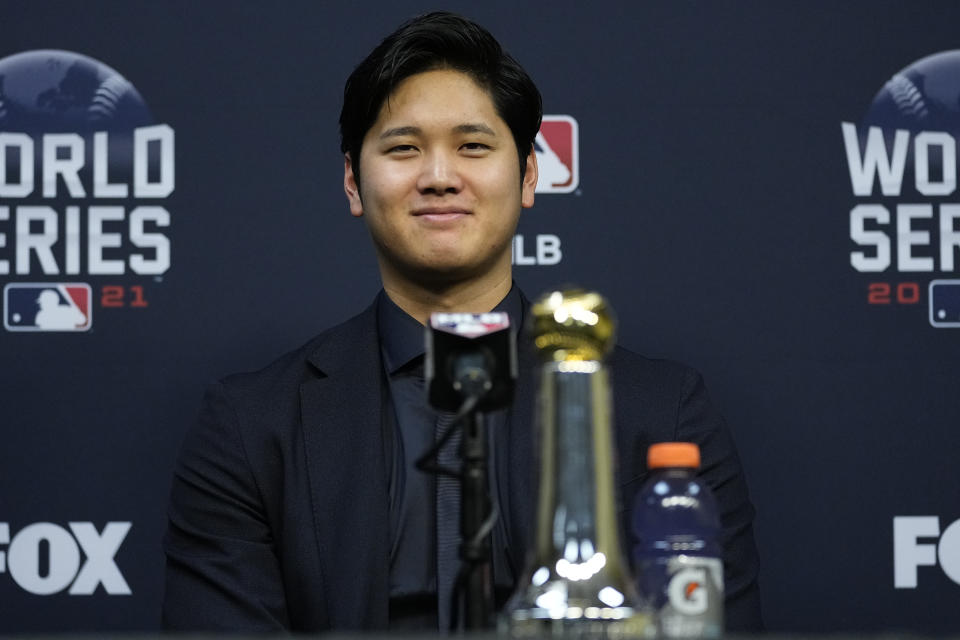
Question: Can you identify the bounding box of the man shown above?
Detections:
[162,11,762,632]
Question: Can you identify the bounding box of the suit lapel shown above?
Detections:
[504,321,538,574]
[300,303,390,629]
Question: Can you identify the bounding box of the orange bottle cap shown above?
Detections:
[647,442,700,469]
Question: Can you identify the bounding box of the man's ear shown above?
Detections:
[521,144,538,209]
[344,153,364,217]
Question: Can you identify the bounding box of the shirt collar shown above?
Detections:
[377,283,524,375]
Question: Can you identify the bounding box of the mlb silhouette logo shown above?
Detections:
[929,280,960,328]
[535,115,579,193]
[4,283,92,332]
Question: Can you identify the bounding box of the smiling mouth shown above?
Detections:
[412,208,471,222]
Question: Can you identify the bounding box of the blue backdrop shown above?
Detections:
[1,0,959,633]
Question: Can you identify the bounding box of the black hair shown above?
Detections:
[339,11,542,183]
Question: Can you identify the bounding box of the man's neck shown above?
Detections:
[381,270,513,325]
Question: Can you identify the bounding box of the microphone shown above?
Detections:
[424,311,517,630]
[425,312,517,412]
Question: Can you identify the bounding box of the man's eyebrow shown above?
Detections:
[379,126,421,140]
[379,123,498,139]
[454,123,496,136]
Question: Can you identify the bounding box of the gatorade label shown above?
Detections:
[639,555,723,639]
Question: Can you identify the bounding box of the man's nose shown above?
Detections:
[417,150,464,194]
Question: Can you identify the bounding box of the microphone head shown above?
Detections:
[426,312,517,412]
[530,288,616,362]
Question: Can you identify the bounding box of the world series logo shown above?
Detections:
[0,50,174,332]
[841,51,960,328]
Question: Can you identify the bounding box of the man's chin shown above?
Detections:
[409,261,479,284]
[396,255,504,288]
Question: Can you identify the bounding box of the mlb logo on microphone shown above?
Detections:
[4,283,92,332]
[535,115,579,193]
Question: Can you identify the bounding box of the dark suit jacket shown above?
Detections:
[162,298,762,631]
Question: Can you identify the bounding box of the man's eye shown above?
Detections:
[388,144,417,153]
[462,142,491,152]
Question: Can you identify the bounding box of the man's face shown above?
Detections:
[344,69,537,286]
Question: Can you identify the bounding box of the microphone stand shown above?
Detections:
[423,313,516,632]
[458,406,494,630]
[421,373,498,631]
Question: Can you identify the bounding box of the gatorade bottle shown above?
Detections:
[631,442,724,639]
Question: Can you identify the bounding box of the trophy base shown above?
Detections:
[501,607,655,639]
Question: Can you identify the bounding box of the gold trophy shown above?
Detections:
[502,289,652,638]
